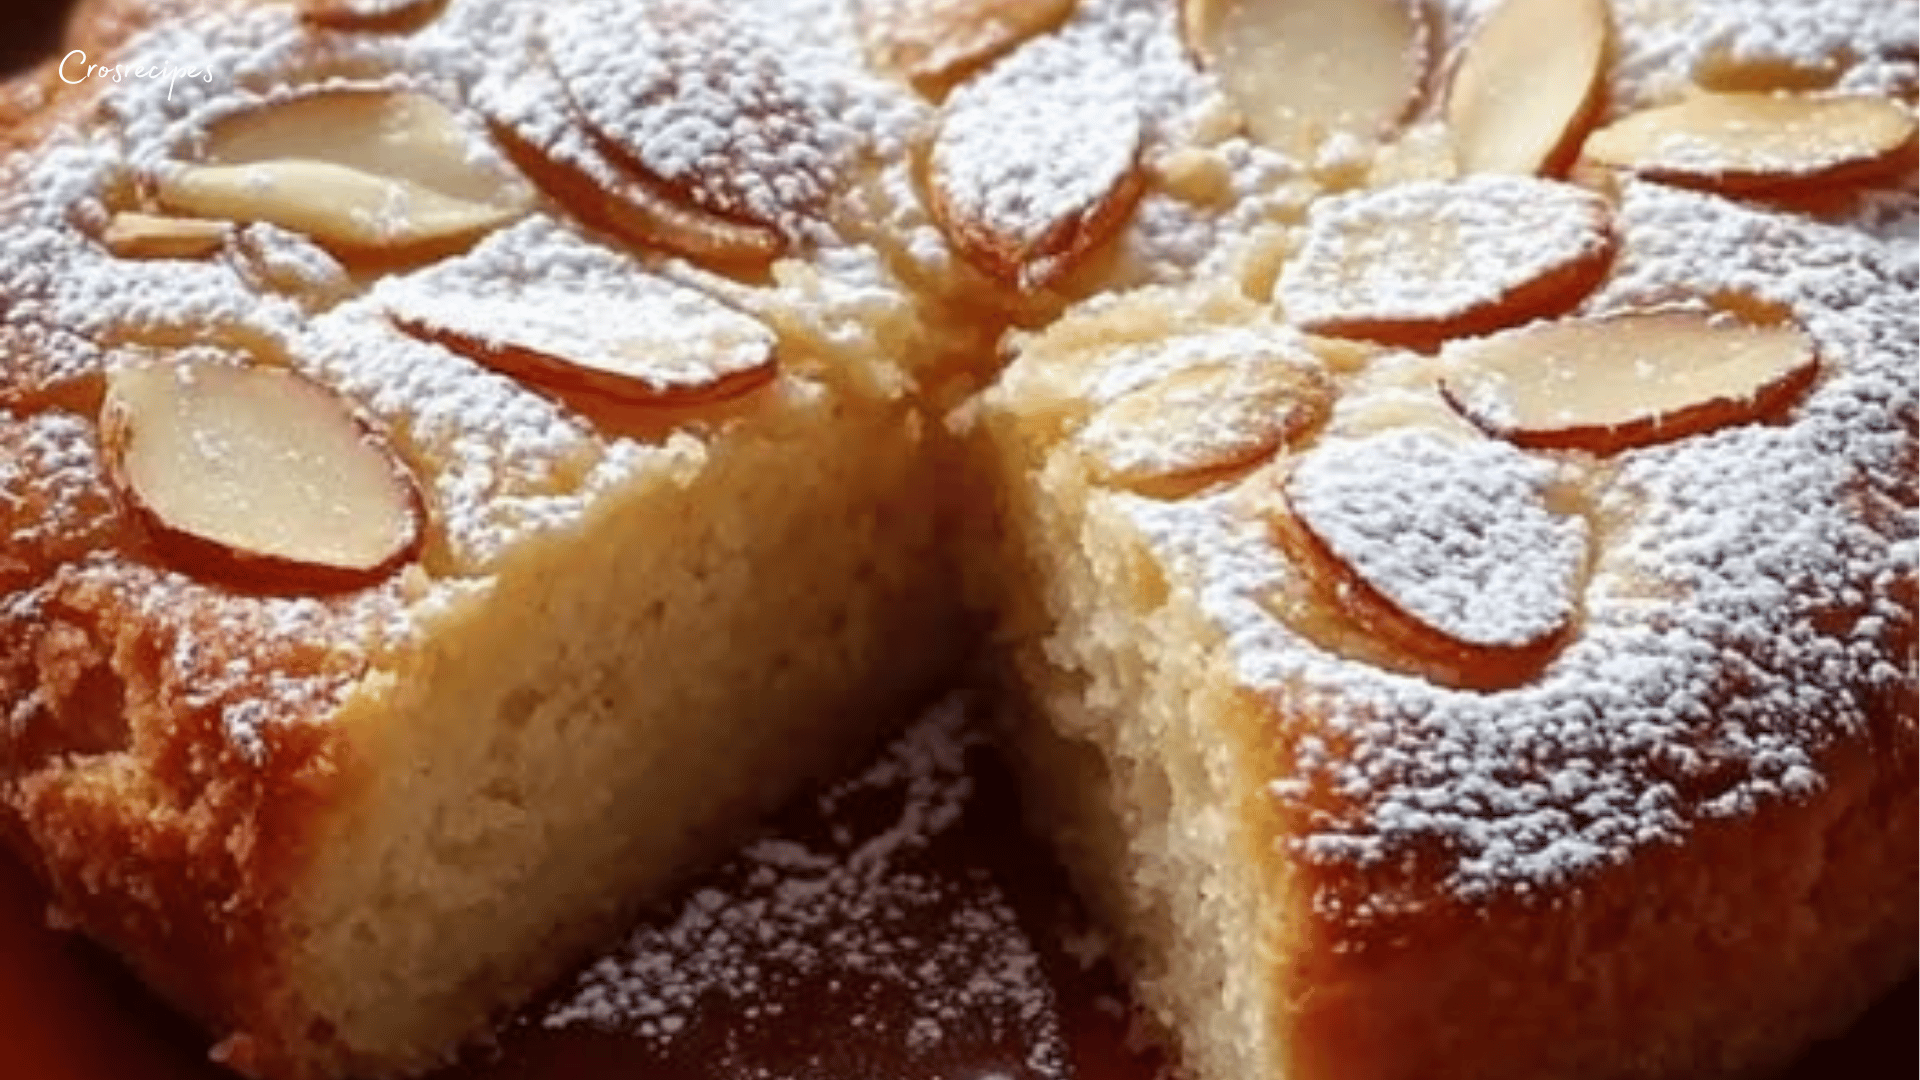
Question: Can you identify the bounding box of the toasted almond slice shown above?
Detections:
[156,161,519,256]
[1581,92,1918,195]
[201,88,529,208]
[298,0,445,31]
[1079,356,1332,497]
[491,118,785,272]
[378,222,779,409]
[927,38,1145,291]
[100,212,231,260]
[1277,429,1587,683]
[474,37,787,274]
[101,359,423,593]
[543,0,843,242]
[1446,0,1608,176]
[386,286,778,409]
[1691,49,1845,95]
[1438,311,1819,454]
[155,88,531,257]
[1183,0,1428,153]
[860,0,1079,97]
[1276,175,1614,349]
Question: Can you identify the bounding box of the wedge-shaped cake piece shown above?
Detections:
[1445,0,1608,175]
[1438,310,1821,453]
[101,355,426,593]
[1183,0,1429,153]
[5,46,959,1080]
[967,261,1915,1080]
[1276,175,1614,348]
[153,88,533,259]
[1581,92,1917,196]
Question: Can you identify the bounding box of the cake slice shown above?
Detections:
[964,169,1916,1080]
[0,4,967,1078]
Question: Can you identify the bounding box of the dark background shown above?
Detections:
[0,0,67,78]
[0,1,1913,1078]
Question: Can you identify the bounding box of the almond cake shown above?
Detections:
[0,1,1914,1079]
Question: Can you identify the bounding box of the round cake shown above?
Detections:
[1,1,1913,1078]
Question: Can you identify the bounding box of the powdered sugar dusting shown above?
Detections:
[542,0,891,243]
[1437,0,1919,115]
[1276,176,1611,329]
[1100,170,1915,910]
[376,218,776,393]
[930,33,1143,288]
[542,699,1070,1077]
[1287,430,1588,650]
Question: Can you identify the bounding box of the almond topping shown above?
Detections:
[101,212,231,260]
[1277,429,1587,682]
[1438,311,1820,454]
[1079,355,1331,497]
[101,359,424,593]
[479,83,784,273]
[154,89,531,258]
[1580,92,1918,196]
[1446,0,1608,176]
[543,0,843,243]
[860,0,1079,97]
[927,38,1145,291]
[1276,175,1614,349]
[379,222,779,410]
[1183,0,1429,153]
[298,0,445,32]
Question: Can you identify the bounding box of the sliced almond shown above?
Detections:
[1276,429,1587,684]
[100,212,231,260]
[1276,175,1614,349]
[1446,0,1608,176]
[386,286,778,410]
[154,89,532,258]
[1183,0,1428,153]
[101,359,424,593]
[543,0,844,243]
[378,223,779,410]
[485,116,784,273]
[298,0,445,31]
[1079,356,1332,497]
[1580,92,1918,196]
[1691,49,1845,96]
[927,38,1145,291]
[1438,311,1820,454]
[860,0,1079,97]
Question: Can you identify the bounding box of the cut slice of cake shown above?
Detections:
[0,5,967,1078]
[964,175,1917,1080]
